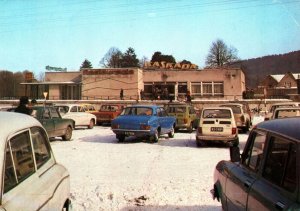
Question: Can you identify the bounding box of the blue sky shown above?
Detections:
[0,0,300,76]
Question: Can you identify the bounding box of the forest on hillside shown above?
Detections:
[230,50,300,88]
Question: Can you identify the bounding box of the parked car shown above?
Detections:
[211,117,300,210]
[270,107,300,120]
[31,105,75,140]
[111,105,176,143]
[196,107,239,147]
[0,112,71,210]
[220,103,252,133]
[55,104,96,129]
[264,102,300,120]
[165,102,199,133]
[92,104,124,125]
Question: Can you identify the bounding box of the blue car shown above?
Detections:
[111,105,176,142]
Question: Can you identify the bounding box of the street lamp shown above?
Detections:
[43,92,48,107]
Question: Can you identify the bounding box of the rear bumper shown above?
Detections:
[196,134,237,142]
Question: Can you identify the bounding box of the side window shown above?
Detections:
[9,131,35,183]
[70,106,77,112]
[156,108,161,117]
[43,108,51,119]
[50,107,60,118]
[160,108,166,117]
[263,137,297,192]
[4,143,17,193]
[31,127,51,169]
[243,131,266,172]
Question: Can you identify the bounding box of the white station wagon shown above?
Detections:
[0,112,71,210]
[196,107,239,147]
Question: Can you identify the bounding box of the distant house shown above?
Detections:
[258,72,300,99]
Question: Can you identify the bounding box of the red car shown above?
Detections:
[92,104,124,125]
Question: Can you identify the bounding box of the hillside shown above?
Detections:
[229,50,300,88]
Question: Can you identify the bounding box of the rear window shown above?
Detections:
[167,106,186,113]
[121,107,152,116]
[100,105,119,111]
[202,109,232,118]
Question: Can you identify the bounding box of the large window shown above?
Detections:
[191,83,201,95]
[214,82,224,95]
[202,82,213,95]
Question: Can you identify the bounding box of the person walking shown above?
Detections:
[15,96,32,115]
[120,88,124,100]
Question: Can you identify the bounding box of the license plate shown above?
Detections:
[211,127,223,132]
[125,131,134,136]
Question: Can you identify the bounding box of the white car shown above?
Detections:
[264,102,300,120]
[55,104,97,129]
[0,112,71,210]
[196,107,239,147]
[270,107,300,119]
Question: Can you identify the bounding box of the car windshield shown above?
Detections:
[270,104,294,113]
[275,109,300,118]
[202,109,232,118]
[121,107,152,116]
[167,106,186,113]
[221,105,241,114]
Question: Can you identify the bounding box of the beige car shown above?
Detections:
[264,102,300,121]
[196,107,239,147]
[0,112,71,210]
[220,103,252,133]
[270,107,300,119]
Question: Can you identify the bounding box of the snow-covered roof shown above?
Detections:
[292,73,300,79]
[270,74,284,82]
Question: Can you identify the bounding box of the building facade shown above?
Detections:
[22,67,245,101]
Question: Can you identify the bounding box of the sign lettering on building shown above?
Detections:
[82,69,134,75]
[143,61,198,70]
[45,65,67,72]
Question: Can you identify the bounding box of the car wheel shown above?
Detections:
[242,122,250,133]
[88,119,95,129]
[150,129,159,143]
[196,137,205,147]
[230,138,239,147]
[117,135,125,142]
[168,125,175,138]
[62,126,72,141]
[62,199,71,211]
[188,122,193,133]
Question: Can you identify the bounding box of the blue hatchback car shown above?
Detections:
[111,105,176,142]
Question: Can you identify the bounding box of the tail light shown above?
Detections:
[232,127,237,135]
[140,124,151,130]
[197,127,202,134]
[184,118,188,124]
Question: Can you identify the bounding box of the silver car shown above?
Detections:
[0,112,71,210]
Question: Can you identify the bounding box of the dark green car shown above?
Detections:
[212,117,300,210]
[31,106,75,141]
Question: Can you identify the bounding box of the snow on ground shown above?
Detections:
[51,123,250,211]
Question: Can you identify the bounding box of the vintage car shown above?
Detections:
[211,117,300,210]
[196,107,239,147]
[165,102,199,133]
[111,105,176,142]
[55,103,97,129]
[0,112,71,210]
[269,107,300,120]
[264,102,300,121]
[92,104,124,125]
[31,105,75,140]
[220,103,252,133]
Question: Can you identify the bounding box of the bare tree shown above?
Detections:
[205,39,239,67]
[100,47,123,68]
[139,56,149,67]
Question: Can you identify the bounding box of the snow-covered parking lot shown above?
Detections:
[51,125,250,211]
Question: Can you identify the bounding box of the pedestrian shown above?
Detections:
[140,89,144,100]
[15,96,32,115]
[186,90,191,103]
[120,88,124,100]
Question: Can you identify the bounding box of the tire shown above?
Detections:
[188,122,193,133]
[196,137,205,147]
[88,119,95,129]
[62,199,72,211]
[242,121,250,133]
[168,126,175,138]
[62,126,72,141]
[150,129,159,143]
[230,138,239,147]
[117,135,125,142]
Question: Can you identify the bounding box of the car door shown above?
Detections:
[69,105,83,126]
[2,128,53,210]
[225,130,267,210]
[40,107,55,138]
[247,135,299,210]
[49,107,65,137]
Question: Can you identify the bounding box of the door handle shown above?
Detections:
[244,180,251,188]
[275,201,285,210]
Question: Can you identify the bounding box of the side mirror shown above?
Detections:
[230,146,241,162]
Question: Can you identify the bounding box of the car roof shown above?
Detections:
[274,107,300,111]
[202,107,232,110]
[271,102,300,106]
[256,117,300,141]
[126,104,161,108]
[0,112,43,145]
